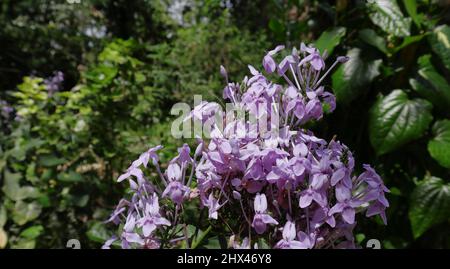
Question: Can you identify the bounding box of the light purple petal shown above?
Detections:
[331,168,346,186]
[282,221,296,241]
[261,214,279,225]
[254,193,267,213]
[342,207,355,224]
[299,192,313,208]
[263,55,276,73]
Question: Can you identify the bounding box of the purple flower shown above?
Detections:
[106,43,388,250]
[44,71,64,96]
[117,166,145,186]
[137,194,171,237]
[162,181,190,205]
[299,187,327,208]
[277,55,295,76]
[231,236,251,249]
[121,215,145,247]
[366,200,388,225]
[102,236,118,249]
[263,45,284,73]
[132,145,163,168]
[328,184,360,224]
[252,193,278,234]
[275,221,309,249]
[205,193,222,219]
[173,144,193,165]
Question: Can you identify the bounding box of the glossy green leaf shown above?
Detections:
[358,29,387,54]
[315,27,346,57]
[428,120,450,168]
[332,48,382,103]
[409,54,450,113]
[429,25,450,71]
[409,177,450,239]
[367,0,411,37]
[369,90,433,155]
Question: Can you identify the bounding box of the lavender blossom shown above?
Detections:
[44,71,64,96]
[105,43,389,249]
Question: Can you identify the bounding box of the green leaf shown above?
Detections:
[10,238,36,249]
[203,236,221,249]
[332,48,382,104]
[392,34,425,53]
[2,170,22,200]
[11,201,42,226]
[25,163,38,183]
[85,65,118,87]
[428,120,450,168]
[257,238,270,249]
[368,89,433,155]
[268,18,285,36]
[2,170,40,201]
[38,155,67,167]
[402,0,422,27]
[409,54,450,113]
[20,225,43,240]
[86,221,112,243]
[69,194,90,207]
[358,29,387,54]
[367,0,411,37]
[314,27,346,57]
[0,205,7,228]
[57,171,83,183]
[429,25,450,71]
[409,176,450,239]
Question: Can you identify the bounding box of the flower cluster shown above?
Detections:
[0,100,13,120]
[44,71,64,96]
[104,43,388,249]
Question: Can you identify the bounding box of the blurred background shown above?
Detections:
[0,0,449,249]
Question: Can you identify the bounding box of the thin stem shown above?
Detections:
[296,63,305,93]
[282,73,295,88]
[306,208,310,234]
[239,199,252,225]
[313,60,339,89]
[287,189,292,216]
[290,64,302,92]
[155,163,168,186]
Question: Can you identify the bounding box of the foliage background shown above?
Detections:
[0,0,449,249]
